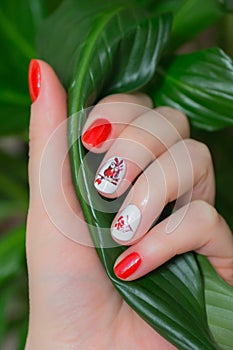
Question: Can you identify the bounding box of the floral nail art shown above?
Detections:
[94,157,126,194]
[112,204,141,241]
[114,215,133,233]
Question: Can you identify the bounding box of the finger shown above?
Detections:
[113,200,233,286]
[28,59,67,196]
[28,59,87,228]
[82,92,153,152]
[111,139,215,243]
[94,107,189,197]
[28,60,86,242]
[27,59,101,304]
[27,57,97,253]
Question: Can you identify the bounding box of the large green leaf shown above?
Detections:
[151,47,233,130]
[198,255,233,350]
[37,1,222,349]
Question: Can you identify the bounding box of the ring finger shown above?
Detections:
[113,200,233,285]
[110,139,215,244]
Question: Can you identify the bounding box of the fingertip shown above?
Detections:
[114,251,142,280]
[28,59,41,103]
[82,118,112,151]
[28,59,67,184]
[81,92,152,153]
[111,204,141,244]
[29,59,67,140]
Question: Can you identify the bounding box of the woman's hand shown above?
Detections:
[82,75,233,286]
[26,60,233,350]
[26,60,176,350]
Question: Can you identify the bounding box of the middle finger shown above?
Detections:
[94,107,189,197]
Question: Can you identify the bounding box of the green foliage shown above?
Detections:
[198,255,233,350]
[151,48,233,130]
[0,226,28,349]
[0,0,62,136]
[0,0,232,349]
[0,0,35,136]
[151,0,225,49]
[0,226,25,285]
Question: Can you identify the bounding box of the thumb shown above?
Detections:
[27,59,91,245]
[28,59,67,194]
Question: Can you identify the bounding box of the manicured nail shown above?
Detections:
[94,156,126,194]
[114,252,142,279]
[82,119,112,147]
[112,204,141,241]
[28,59,41,103]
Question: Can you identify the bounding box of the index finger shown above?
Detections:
[81,92,153,153]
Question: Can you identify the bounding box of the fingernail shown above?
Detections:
[28,59,41,103]
[114,252,141,279]
[82,119,112,147]
[112,204,141,241]
[94,156,126,194]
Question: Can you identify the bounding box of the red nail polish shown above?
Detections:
[28,59,41,103]
[82,119,112,147]
[114,252,141,279]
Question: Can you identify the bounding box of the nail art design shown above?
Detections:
[28,59,41,102]
[112,204,141,241]
[114,252,142,279]
[82,119,112,147]
[94,157,126,194]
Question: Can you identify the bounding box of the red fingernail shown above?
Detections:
[28,59,41,103]
[82,119,112,147]
[114,252,141,279]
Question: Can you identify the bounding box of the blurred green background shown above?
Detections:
[0,1,232,349]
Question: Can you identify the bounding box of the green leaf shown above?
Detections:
[0,226,26,286]
[114,252,220,350]
[151,47,233,131]
[0,0,62,136]
[37,0,171,94]
[37,1,221,349]
[198,255,233,350]
[0,1,35,136]
[138,0,225,50]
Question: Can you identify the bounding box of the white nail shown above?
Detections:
[94,156,126,194]
[112,204,141,241]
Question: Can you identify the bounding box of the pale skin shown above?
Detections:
[25,60,233,349]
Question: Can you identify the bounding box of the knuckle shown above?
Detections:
[184,139,212,167]
[155,106,190,136]
[100,93,130,103]
[99,92,150,105]
[190,200,220,230]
